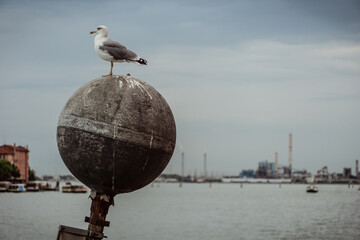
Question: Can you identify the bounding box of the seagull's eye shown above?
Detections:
[97,27,101,30]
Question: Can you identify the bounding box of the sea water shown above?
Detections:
[0,183,359,240]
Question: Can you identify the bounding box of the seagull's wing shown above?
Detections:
[100,39,139,61]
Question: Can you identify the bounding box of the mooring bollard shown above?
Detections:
[56,75,176,239]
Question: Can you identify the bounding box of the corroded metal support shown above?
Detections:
[86,194,112,239]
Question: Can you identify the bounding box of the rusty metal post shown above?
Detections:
[86,194,112,239]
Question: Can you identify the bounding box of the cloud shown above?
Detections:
[151,40,360,83]
[150,40,360,126]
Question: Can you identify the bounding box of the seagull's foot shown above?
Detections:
[102,73,113,77]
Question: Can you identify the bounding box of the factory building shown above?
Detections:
[314,164,360,183]
[239,169,255,178]
[256,160,276,178]
[343,168,351,178]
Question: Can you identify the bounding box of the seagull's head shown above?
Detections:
[90,25,108,37]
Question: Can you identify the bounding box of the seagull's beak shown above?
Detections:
[90,30,97,34]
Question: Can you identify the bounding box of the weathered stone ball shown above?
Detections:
[57,75,176,196]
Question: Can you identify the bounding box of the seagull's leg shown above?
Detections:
[103,61,113,77]
[110,61,113,75]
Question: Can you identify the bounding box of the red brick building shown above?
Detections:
[0,143,29,182]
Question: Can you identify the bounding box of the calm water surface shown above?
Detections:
[0,183,359,240]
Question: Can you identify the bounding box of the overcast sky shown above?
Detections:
[0,0,359,177]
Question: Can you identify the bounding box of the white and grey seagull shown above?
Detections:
[90,25,147,76]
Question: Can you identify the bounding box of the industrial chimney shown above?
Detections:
[275,152,278,174]
[289,133,293,176]
[356,159,359,179]
[180,152,184,187]
[204,153,207,179]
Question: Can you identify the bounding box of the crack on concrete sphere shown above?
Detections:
[57,75,176,195]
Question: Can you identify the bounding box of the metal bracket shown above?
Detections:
[85,216,110,227]
[57,225,107,240]
[88,230,107,239]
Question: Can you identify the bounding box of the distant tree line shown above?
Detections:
[28,167,37,181]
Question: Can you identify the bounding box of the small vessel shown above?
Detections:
[41,181,59,191]
[8,183,27,193]
[306,184,318,193]
[26,181,41,192]
[62,182,87,193]
[0,181,11,192]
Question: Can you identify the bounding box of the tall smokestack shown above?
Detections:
[289,133,293,176]
[204,153,207,179]
[182,152,184,177]
[356,159,359,179]
[275,152,278,173]
[180,152,184,187]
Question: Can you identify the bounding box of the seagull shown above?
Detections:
[90,25,147,76]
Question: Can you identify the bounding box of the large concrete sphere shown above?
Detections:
[57,75,176,195]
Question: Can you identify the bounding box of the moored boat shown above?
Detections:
[62,182,87,193]
[26,181,41,192]
[40,181,59,191]
[306,184,318,193]
[0,181,11,192]
[8,183,27,193]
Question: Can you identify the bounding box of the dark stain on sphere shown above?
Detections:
[57,75,176,196]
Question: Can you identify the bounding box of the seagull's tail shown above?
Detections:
[138,58,147,65]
